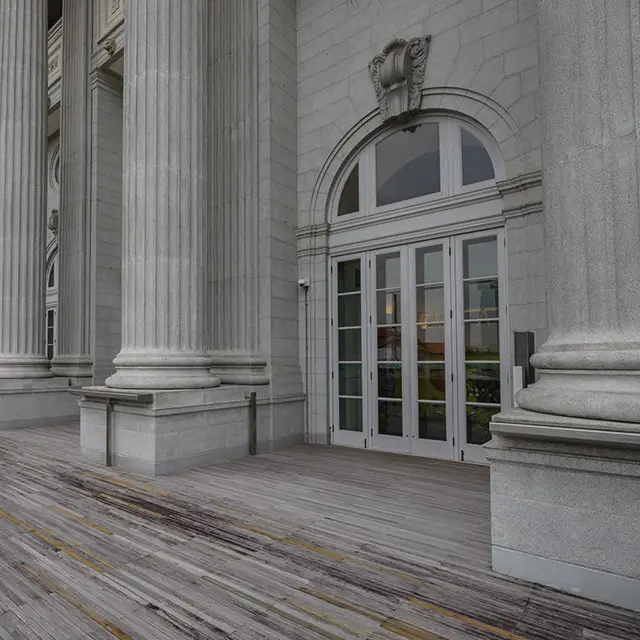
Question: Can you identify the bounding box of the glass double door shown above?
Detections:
[332,231,507,463]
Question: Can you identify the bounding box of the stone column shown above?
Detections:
[209,0,268,384]
[490,0,640,611]
[50,0,93,380]
[514,0,640,423]
[0,0,52,379]
[105,0,219,390]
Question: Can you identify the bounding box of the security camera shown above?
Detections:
[298,279,309,288]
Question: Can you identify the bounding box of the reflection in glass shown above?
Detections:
[338,164,359,216]
[466,405,498,445]
[416,246,443,285]
[339,364,362,396]
[377,327,401,361]
[340,397,363,432]
[378,363,402,399]
[338,260,361,293]
[377,290,401,325]
[338,294,361,327]
[461,129,495,186]
[339,328,361,361]
[416,286,445,323]
[466,364,501,404]
[376,123,440,206]
[419,403,447,441]
[378,401,403,436]
[418,365,446,402]
[464,280,498,319]
[417,324,445,361]
[465,322,500,360]
[376,253,401,289]
[463,237,498,279]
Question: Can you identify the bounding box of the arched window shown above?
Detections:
[47,261,55,289]
[335,117,499,219]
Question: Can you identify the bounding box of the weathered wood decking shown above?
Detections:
[0,424,638,639]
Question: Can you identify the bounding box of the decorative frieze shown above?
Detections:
[369,36,431,123]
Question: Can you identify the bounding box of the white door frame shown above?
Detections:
[452,229,509,463]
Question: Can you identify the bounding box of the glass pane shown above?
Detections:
[416,286,445,323]
[378,363,402,399]
[376,123,440,206]
[377,290,401,325]
[339,328,361,361]
[462,129,495,186]
[465,322,500,360]
[466,405,498,445]
[47,343,53,360]
[376,253,401,289]
[463,236,497,279]
[48,264,55,288]
[377,327,401,361]
[466,363,501,404]
[338,164,359,216]
[339,364,362,396]
[338,294,361,327]
[419,404,447,441]
[340,397,363,432]
[416,246,443,285]
[464,280,498,319]
[418,365,446,401]
[417,324,445,361]
[378,401,403,436]
[338,260,361,294]
[47,327,54,343]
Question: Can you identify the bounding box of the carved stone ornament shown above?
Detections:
[368,36,431,124]
[48,209,59,238]
[103,37,117,56]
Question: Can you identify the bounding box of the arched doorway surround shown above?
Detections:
[297,88,533,457]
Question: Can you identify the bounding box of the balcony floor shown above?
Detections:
[0,423,639,639]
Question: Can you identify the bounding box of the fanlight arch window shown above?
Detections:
[334,117,499,219]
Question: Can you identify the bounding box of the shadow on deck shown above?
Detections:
[0,423,638,639]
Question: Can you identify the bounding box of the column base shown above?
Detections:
[210,352,270,385]
[50,355,94,380]
[79,386,304,476]
[0,355,53,379]
[0,378,79,428]
[106,351,221,390]
[488,409,640,613]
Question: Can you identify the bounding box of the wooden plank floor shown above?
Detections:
[0,424,639,639]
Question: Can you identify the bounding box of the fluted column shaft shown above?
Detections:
[106,0,219,390]
[517,0,640,422]
[209,0,268,384]
[51,0,93,379]
[0,0,52,379]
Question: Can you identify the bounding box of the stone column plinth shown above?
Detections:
[0,0,52,379]
[209,0,268,385]
[105,0,219,390]
[50,0,93,380]
[490,0,640,611]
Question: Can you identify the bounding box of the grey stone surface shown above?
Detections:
[0,0,52,380]
[50,0,93,380]
[105,0,219,390]
[489,433,640,611]
[79,386,304,476]
[516,0,640,422]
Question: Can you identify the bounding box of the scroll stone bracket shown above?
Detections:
[369,35,431,124]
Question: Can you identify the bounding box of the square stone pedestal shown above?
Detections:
[488,409,640,612]
[78,385,304,476]
[0,378,80,429]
